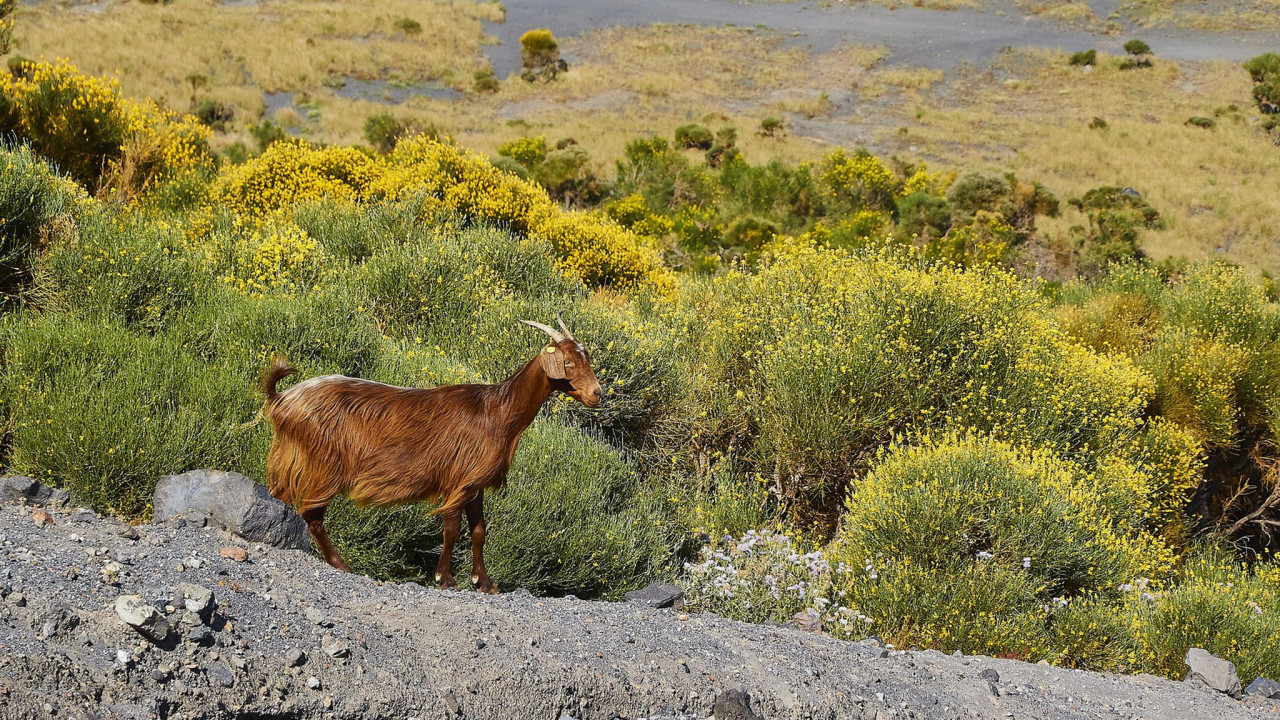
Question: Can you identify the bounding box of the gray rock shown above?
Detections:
[206,662,235,688]
[306,676,322,690]
[285,648,307,667]
[304,607,328,626]
[979,668,1000,683]
[856,636,885,648]
[1245,677,1280,699]
[323,640,350,659]
[114,595,171,643]
[179,583,215,622]
[152,470,308,550]
[151,668,170,684]
[185,625,211,645]
[713,688,762,720]
[31,603,79,640]
[0,476,53,506]
[1184,648,1242,698]
[116,524,140,541]
[785,608,822,633]
[623,582,685,610]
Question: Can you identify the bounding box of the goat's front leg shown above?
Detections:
[435,511,461,590]
[465,491,498,594]
[301,506,351,572]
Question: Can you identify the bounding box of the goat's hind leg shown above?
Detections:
[435,511,461,590]
[301,505,352,572]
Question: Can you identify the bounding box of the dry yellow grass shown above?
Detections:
[12,0,503,113]
[1124,0,1280,30]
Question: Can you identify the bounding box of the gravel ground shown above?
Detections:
[1,501,1277,720]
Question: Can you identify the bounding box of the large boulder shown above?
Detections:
[1184,648,1242,699]
[153,470,308,550]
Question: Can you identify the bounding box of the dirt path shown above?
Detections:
[483,0,1277,77]
[1,501,1276,719]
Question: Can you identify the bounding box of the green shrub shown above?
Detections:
[35,207,212,331]
[0,314,262,517]
[1185,116,1215,129]
[673,124,714,150]
[249,119,288,153]
[1088,116,1109,130]
[1123,39,1150,56]
[896,191,952,240]
[759,116,784,138]
[322,499,442,579]
[1121,39,1152,69]
[194,99,234,131]
[946,170,1010,219]
[473,67,501,93]
[393,17,422,35]
[534,145,604,205]
[1243,53,1280,114]
[364,113,409,154]
[0,144,85,295]
[483,421,671,597]
[1069,49,1097,67]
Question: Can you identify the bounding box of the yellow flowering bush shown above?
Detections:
[0,59,210,190]
[212,136,671,292]
[825,433,1175,655]
[819,148,899,212]
[688,245,1156,515]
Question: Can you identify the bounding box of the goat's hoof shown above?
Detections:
[474,579,499,595]
[437,574,457,590]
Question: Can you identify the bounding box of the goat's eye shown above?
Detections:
[564,361,574,366]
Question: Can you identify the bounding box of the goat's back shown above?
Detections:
[266,375,508,511]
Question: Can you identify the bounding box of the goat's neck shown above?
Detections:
[496,355,552,437]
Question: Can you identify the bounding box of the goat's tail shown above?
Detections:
[259,354,298,404]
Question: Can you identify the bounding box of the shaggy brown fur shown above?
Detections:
[259,323,601,592]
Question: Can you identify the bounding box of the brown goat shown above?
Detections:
[258,315,601,593]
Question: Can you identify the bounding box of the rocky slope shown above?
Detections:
[0,492,1278,720]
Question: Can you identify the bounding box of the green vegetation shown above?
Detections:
[3,55,1280,685]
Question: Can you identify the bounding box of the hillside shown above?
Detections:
[1,494,1275,720]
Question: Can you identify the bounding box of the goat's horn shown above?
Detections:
[555,311,575,340]
[520,319,564,343]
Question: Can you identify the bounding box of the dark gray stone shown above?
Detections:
[623,582,684,610]
[1245,677,1280,699]
[152,470,308,550]
[979,668,1000,683]
[206,662,235,688]
[1184,648,1242,698]
[1,476,54,506]
[285,648,307,667]
[713,688,762,720]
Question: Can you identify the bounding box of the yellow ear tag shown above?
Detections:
[545,346,556,353]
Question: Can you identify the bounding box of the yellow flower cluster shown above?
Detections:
[211,137,672,292]
[819,148,898,209]
[221,218,326,297]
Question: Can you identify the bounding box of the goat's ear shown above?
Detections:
[541,345,567,379]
